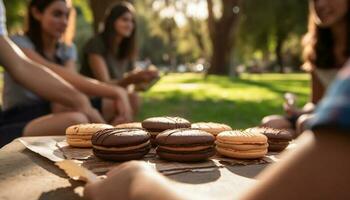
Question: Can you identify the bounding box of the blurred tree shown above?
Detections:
[4,0,27,34]
[237,0,308,72]
[207,0,241,75]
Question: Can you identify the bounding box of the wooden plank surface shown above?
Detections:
[0,137,269,200]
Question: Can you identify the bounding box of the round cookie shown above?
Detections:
[65,123,113,148]
[115,122,143,129]
[216,130,268,159]
[142,116,191,132]
[192,122,232,136]
[142,116,191,146]
[216,148,268,159]
[246,127,293,152]
[92,128,151,161]
[156,129,215,162]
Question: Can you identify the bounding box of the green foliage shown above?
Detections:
[139,73,310,128]
[3,0,310,68]
[236,0,309,66]
[4,0,27,33]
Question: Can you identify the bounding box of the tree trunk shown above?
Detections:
[206,0,241,75]
[275,35,285,73]
[208,31,232,74]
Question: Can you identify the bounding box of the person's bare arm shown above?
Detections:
[84,161,185,200]
[20,48,127,99]
[64,59,77,72]
[86,53,158,87]
[311,71,325,104]
[0,36,104,122]
[242,129,350,200]
[87,53,112,82]
[19,47,133,121]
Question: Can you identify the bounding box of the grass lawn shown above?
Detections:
[138,73,310,129]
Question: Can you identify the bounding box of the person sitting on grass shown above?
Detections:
[261,0,350,136]
[80,2,159,116]
[0,0,104,146]
[6,0,133,128]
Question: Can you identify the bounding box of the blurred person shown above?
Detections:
[7,0,133,126]
[0,0,103,146]
[261,0,350,136]
[80,2,159,116]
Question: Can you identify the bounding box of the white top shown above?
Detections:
[314,68,339,89]
[0,0,7,36]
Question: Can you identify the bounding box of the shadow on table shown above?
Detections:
[167,168,221,184]
[38,180,84,200]
[163,160,221,184]
[21,148,68,178]
[224,164,268,179]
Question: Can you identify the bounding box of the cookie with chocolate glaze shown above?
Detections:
[246,127,293,152]
[156,128,215,162]
[92,128,151,161]
[142,116,191,146]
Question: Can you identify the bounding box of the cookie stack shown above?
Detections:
[216,130,268,159]
[141,116,191,146]
[65,123,114,148]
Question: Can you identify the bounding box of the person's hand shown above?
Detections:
[129,69,159,84]
[113,87,133,122]
[74,94,105,123]
[84,161,158,200]
[283,102,302,118]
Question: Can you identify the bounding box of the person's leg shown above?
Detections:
[101,97,137,125]
[101,98,117,123]
[23,112,89,136]
[128,92,141,117]
[51,103,73,113]
[261,115,293,129]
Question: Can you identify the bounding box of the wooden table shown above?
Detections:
[0,137,270,200]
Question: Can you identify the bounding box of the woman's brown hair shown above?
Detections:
[100,1,137,61]
[25,0,75,63]
[302,1,350,71]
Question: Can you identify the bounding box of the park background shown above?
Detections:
[3,0,310,129]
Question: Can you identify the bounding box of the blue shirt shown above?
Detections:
[310,64,350,132]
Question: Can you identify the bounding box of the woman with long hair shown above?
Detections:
[81,2,158,116]
[262,0,350,135]
[4,0,133,135]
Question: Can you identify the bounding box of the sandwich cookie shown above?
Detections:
[192,122,232,136]
[66,123,114,148]
[246,127,293,152]
[142,116,191,146]
[92,128,151,161]
[216,130,268,159]
[115,122,143,129]
[156,129,215,162]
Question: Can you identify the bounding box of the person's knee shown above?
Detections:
[128,92,142,114]
[65,112,89,125]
